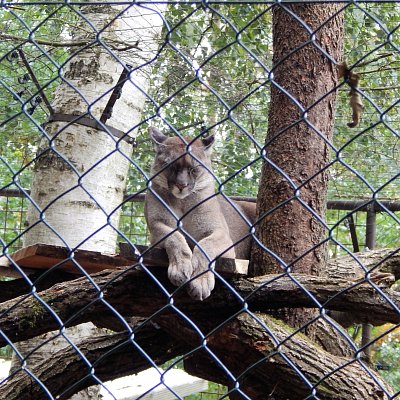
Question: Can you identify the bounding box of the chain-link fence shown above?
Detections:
[1,1,400,399]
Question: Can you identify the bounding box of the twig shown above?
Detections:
[359,86,400,91]
[0,33,141,51]
[358,66,400,76]
[356,52,394,68]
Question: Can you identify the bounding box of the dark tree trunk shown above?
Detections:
[250,4,344,328]
[251,4,343,275]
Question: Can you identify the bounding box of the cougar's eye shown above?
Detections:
[189,166,199,175]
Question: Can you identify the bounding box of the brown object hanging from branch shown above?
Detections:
[338,62,364,128]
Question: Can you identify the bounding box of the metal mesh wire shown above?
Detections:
[0,1,400,399]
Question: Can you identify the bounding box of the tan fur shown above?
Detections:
[145,127,256,300]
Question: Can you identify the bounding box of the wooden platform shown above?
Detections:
[0,243,248,278]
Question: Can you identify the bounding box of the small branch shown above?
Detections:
[360,85,400,91]
[0,33,141,51]
[356,52,394,68]
[358,66,400,76]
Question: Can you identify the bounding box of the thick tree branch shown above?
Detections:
[158,313,392,399]
[2,247,397,303]
[325,248,400,280]
[0,323,188,400]
[1,249,398,399]
[1,254,400,347]
[0,271,75,303]
[0,310,390,399]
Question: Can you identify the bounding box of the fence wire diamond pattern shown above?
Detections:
[0,1,400,400]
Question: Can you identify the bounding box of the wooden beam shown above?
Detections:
[0,243,133,276]
[119,243,249,276]
[0,243,249,278]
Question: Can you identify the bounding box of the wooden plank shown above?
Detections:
[1,244,133,276]
[0,255,37,278]
[0,243,248,278]
[120,243,249,276]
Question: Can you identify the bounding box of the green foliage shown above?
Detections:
[365,324,400,392]
[0,5,75,190]
[139,3,271,193]
[374,341,400,391]
[0,346,12,359]
[332,4,400,199]
[185,382,228,400]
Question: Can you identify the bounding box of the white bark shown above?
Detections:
[13,2,166,399]
[25,2,165,253]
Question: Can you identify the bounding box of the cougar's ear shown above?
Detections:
[201,135,215,153]
[149,127,168,151]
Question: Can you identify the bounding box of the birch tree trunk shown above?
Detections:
[25,3,163,253]
[11,2,166,399]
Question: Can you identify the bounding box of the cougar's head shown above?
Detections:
[149,127,215,199]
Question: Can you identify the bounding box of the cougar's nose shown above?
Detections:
[175,182,188,191]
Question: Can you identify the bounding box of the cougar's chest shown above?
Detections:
[169,198,194,224]
[166,195,205,239]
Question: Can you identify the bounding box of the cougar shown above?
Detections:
[144,127,256,300]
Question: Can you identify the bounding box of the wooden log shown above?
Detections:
[0,308,391,399]
[0,324,188,400]
[325,247,400,281]
[1,265,399,348]
[0,271,75,303]
[1,311,391,400]
[1,248,398,399]
[160,313,392,399]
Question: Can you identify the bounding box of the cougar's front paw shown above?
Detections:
[187,249,215,301]
[168,251,193,287]
[188,273,215,301]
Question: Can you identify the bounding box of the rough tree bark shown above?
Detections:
[1,251,399,343]
[251,4,343,277]
[0,324,189,400]
[249,3,344,346]
[0,248,397,399]
[1,312,392,400]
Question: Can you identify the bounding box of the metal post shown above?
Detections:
[361,209,377,362]
[366,209,377,251]
[347,214,360,253]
